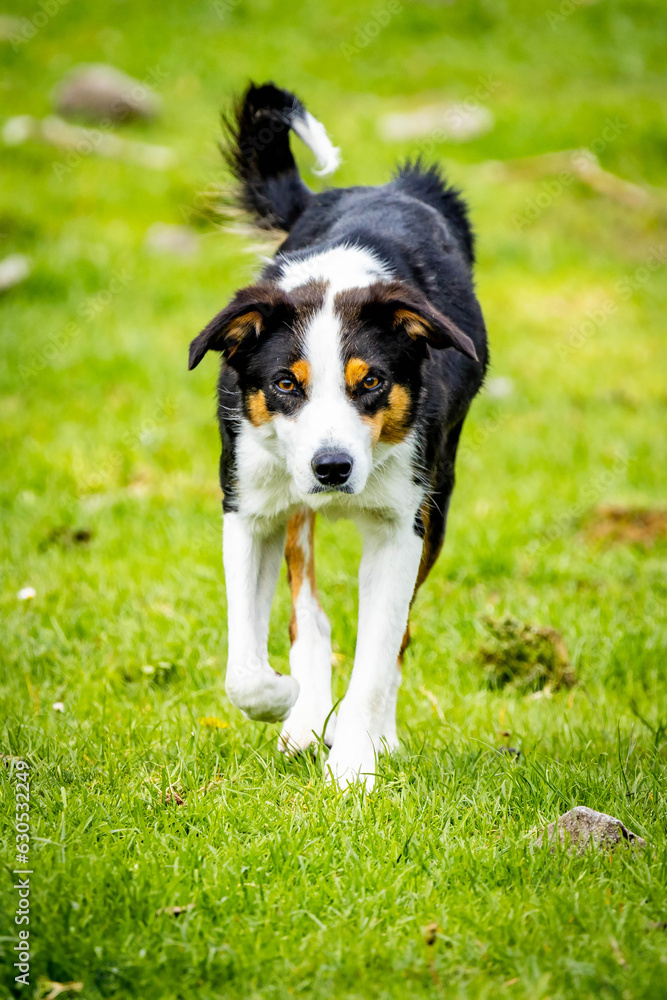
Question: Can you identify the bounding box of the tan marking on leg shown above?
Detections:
[398,624,411,667]
[291,359,311,389]
[345,357,370,390]
[400,499,439,667]
[285,509,319,644]
[247,389,272,426]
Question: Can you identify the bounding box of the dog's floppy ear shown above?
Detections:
[365,281,479,362]
[188,283,287,370]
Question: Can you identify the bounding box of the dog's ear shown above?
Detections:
[188,284,288,370]
[364,281,479,362]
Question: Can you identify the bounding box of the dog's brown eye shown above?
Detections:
[362,375,380,390]
[276,377,296,393]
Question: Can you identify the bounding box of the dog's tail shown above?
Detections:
[221,81,340,232]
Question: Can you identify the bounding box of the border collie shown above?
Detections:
[189,82,488,789]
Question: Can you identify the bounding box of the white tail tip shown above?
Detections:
[292,110,341,177]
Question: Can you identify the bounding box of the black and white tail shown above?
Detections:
[221,82,340,232]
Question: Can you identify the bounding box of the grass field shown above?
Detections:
[1,0,666,997]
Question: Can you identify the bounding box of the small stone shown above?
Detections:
[380,102,493,143]
[535,806,646,854]
[2,115,35,146]
[145,223,199,256]
[17,586,36,601]
[0,254,31,292]
[54,64,161,123]
[486,376,514,400]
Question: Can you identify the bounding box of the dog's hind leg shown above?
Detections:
[279,508,335,755]
[223,512,299,723]
[376,494,448,751]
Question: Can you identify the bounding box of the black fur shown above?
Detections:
[221,81,312,230]
[194,82,489,564]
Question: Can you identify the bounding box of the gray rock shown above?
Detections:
[380,102,493,143]
[536,806,646,854]
[0,254,31,292]
[486,376,514,400]
[144,223,198,256]
[54,64,161,123]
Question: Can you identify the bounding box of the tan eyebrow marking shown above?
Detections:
[246,389,272,426]
[345,357,370,389]
[290,359,312,388]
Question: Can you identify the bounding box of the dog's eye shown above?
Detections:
[275,377,298,393]
[362,375,381,390]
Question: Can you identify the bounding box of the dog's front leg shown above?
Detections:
[223,511,299,723]
[326,516,423,790]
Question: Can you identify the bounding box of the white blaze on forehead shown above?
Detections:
[277,245,392,410]
[301,294,343,400]
[278,245,391,294]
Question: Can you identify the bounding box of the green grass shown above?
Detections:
[1,0,666,997]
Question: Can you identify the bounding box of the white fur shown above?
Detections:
[223,244,427,784]
[278,245,390,293]
[223,513,299,722]
[279,512,335,754]
[292,109,341,177]
[270,246,394,500]
[325,517,423,791]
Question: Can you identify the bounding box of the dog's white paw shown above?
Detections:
[278,699,336,755]
[226,669,299,723]
[325,730,379,792]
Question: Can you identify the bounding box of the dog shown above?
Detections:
[189,82,488,789]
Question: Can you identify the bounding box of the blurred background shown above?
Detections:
[1,1,666,996]
[2,0,666,769]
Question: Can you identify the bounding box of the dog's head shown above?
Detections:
[189,279,478,500]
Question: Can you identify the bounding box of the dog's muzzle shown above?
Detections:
[311,449,353,488]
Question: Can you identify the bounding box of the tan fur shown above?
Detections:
[226,311,263,357]
[247,389,271,426]
[345,357,370,389]
[394,308,432,340]
[379,384,411,444]
[285,509,319,643]
[362,384,412,447]
[291,359,312,388]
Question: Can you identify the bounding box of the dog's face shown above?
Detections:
[189,279,477,501]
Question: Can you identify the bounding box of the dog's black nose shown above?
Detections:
[311,449,353,486]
